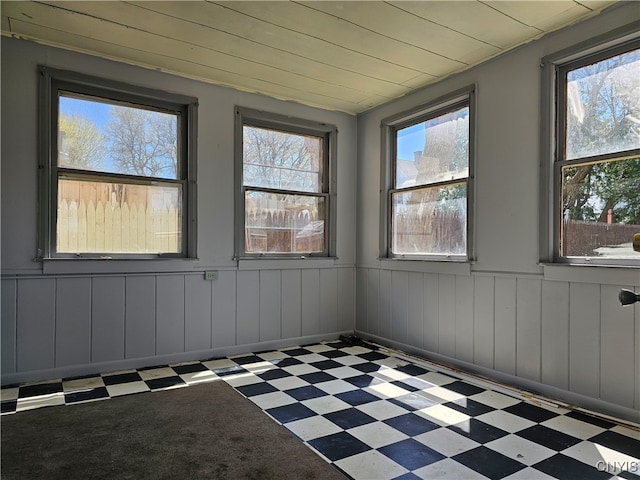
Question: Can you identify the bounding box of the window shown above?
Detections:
[382,88,475,261]
[39,67,197,259]
[235,107,336,258]
[547,33,639,266]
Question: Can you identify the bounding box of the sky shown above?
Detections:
[397,122,425,161]
[59,95,111,129]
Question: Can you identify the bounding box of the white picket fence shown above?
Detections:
[57,199,181,254]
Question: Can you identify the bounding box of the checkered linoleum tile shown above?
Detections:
[2,341,639,480]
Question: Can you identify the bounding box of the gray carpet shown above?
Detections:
[1,380,346,480]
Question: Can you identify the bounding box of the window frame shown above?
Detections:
[540,24,640,268]
[234,107,337,260]
[380,86,476,262]
[38,66,198,261]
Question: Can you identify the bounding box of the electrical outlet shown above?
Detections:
[204,270,218,281]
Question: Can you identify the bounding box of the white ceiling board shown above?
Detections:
[7,2,380,105]
[1,0,621,114]
[216,1,463,77]
[388,1,542,49]
[303,1,501,63]
[42,1,410,100]
[486,1,595,30]
[11,17,373,113]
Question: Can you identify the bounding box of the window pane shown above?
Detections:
[243,126,322,192]
[245,190,325,254]
[58,93,179,179]
[561,157,640,259]
[566,48,640,160]
[57,178,182,254]
[396,106,469,188]
[391,184,467,255]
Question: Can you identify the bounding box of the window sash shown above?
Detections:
[243,188,328,256]
[383,90,474,261]
[54,174,186,257]
[552,42,640,265]
[235,107,335,259]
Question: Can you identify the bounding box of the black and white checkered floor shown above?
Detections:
[2,340,639,479]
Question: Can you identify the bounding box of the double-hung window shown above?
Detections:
[235,107,336,258]
[39,67,197,260]
[382,88,475,261]
[544,30,639,266]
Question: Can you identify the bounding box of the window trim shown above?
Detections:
[38,67,198,261]
[234,107,337,260]
[380,86,476,262]
[540,23,640,267]
[38,66,198,261]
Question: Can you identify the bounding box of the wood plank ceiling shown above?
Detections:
[1,1,618,114]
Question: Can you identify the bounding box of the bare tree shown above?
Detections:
[243,126,320,192]
[106,106,177,178]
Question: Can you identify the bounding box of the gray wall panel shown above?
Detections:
[600,285,635,408]
[367,269,380,336]
[391,270,408,344]
[91,277,125,363]
[408,272,423,350]
[494,277,516,375]
[236,271,260,345]
[259,270,281,342]
[338,267,355,332]
[125,276,156,359]
[569,282,601,399]
[212,271,237,348]
[55,277,91,367]
[156,275,185,355]
[379,269,392,339]
[455,275,474,363]
[423,273,439,353]
[438,275,456,357]
[320,268,338,334]
[17,279,55,372]
[516,278,542,382]
[185,275,212,352]
[281,269,302,338]
[355,268,368,333]
[1,279,17,374]
[541,280,569,390]
[473,276,494,369]
[301,269,320,336]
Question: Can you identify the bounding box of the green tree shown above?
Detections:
[58,114,105,169]
[563,48,639,225]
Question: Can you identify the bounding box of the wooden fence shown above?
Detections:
[563,220,639,256]
[57,199,180,253]
[393,209,466,254]
[245,208,323,253]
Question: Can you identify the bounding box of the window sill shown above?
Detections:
[41,257,202,275]
[541,263,640,285]
[237,257,338,270]
[379,257,472,276]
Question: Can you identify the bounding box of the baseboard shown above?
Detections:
[1,331,354,387]
[357,331,640,426]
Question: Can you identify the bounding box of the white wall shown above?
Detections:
[1,37,357,384]
[356,3,639,422]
